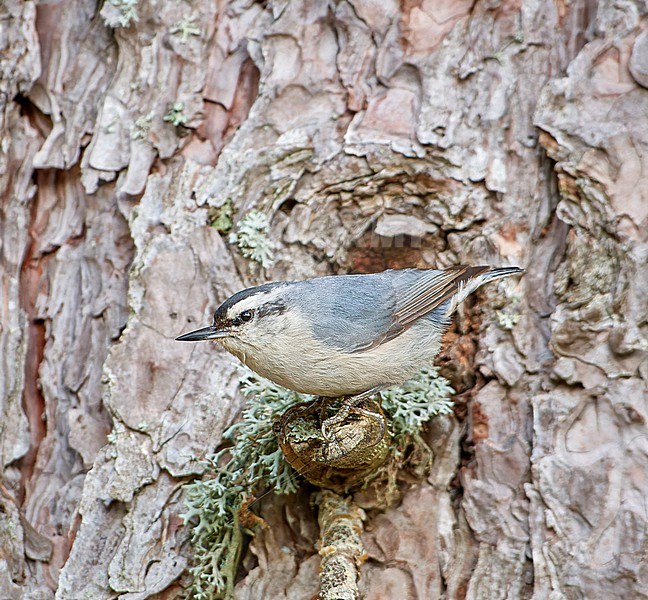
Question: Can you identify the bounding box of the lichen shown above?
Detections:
[170,14,201,44]
[103,0,138,28]
[182,370,300,600]
[496,307,521,330]
[496,292,522,330]
[184,366,454,599]
[208,199,234,233]
[163,102,188,127]
[228,210,275,268]
[130,111,154,141]
[103,114,119,134]
[380,367,455,443]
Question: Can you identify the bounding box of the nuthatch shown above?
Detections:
[176,266,523,398]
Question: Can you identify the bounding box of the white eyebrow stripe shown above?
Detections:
[225,287,285,318]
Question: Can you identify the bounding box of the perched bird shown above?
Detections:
[176,266,523,398]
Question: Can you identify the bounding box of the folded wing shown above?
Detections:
[351,266,491,352]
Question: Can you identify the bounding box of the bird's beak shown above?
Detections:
[175,326,229,342]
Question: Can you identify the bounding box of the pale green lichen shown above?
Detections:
[184,366,454,599]
[496,308,521,330]
[228,210,275,268]
[380,367,455,442]
[208,199,234,233]
[170,14,201,43]
[130,111,154,141]
[494,291,522,331]
[164,102,188,127]
[104,0,138,28]
[183,371,299,600]
[490,29,525,64]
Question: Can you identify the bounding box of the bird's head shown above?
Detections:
[175,282,290,353]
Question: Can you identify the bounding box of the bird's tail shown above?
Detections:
[480,266,525,282]
[444,266,523,316]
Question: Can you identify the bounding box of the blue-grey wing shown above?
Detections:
[294,267,490,354]
[290,274,396,353]
[380,266,490,345]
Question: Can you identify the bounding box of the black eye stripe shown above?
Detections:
[257,301,286,319]
[213,299,286,328]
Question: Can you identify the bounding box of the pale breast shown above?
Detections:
[239,318,443,396]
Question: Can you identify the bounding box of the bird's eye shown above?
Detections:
[233,310,254,325]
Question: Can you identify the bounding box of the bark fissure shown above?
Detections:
[1,0,647,598]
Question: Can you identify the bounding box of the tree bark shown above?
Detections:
[1,0,647,598]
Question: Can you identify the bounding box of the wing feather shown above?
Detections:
[351,266,490,353]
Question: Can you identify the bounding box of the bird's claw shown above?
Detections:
[320,390,386,447]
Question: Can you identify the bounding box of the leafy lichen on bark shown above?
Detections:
[183,366,454,599]
[182,369,300,599]
[2,0,648,598]
[228,209,276,269]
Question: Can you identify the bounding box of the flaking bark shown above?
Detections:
[1,1,647,598]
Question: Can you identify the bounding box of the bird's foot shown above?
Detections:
[320,387,386,445]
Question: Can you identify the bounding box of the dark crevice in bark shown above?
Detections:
[16,198,48,505]
[13,93,53,140]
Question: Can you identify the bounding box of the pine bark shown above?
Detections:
[1,0,647,598]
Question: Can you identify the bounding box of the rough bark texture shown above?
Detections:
[1,0,647,598]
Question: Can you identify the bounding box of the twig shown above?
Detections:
[315,490,367,600]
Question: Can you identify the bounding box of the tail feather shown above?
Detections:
[481,266,525,281]
[444,266,523,316]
